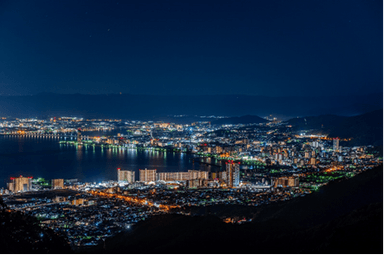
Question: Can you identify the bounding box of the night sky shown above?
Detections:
[0,0,382,96]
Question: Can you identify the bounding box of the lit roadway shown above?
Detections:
[13,202,63,211]
[324,166,344,173]
[88,190,180,211]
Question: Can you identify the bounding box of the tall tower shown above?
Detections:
[8,175,32,192]
[225,162,240,187]
[77,128,82,143]
[233,163,240,187]
[333,138,339,152]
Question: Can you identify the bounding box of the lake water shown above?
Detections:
[0,135,216,188]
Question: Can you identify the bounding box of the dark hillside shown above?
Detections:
[287,114,347,131]
[0,200,71,253]
[329,109,383,146]
[288,109,383,146]
[250,164,382,228]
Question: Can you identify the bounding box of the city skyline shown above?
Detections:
[0,0,382,253]
[1,113,381,252]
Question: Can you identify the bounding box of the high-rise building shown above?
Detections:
[310,158,316,165]
[225,162,240,187]
[158,172,190,181]
[71,198,85,206]
[274,176,299,188]
[287,176,299,187]
[156,171,209,182]
[211,172,220,180]
[333,138,340,152]
[7,175,32,192]
[51,179,64,189]
[188,170,209,180]
[7,182,14,192]
[77,128,82,143]
[117,169,135,183]
[139,168,157,182]
[188,179,204,189]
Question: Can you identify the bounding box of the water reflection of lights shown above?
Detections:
[76,147,83,161]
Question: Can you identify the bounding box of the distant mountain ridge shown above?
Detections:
[287,109,383,146]
[212,115,268,125]
[0,93,381,120]
[287,114,347,130]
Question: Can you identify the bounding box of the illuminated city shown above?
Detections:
[0,115,382,250]
[0,0,382,253]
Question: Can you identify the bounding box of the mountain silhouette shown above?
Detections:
[0,93,381,120]
[287,109,383,146]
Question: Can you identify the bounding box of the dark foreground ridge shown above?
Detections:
[0,200,71,253]
[95,165,383,254]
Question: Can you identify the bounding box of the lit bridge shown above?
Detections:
[0,133,90,139]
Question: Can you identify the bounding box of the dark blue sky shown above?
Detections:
[0,0,382,96]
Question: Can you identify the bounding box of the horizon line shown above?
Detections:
[0,92,382,98]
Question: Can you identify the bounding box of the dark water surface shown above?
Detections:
[0,136,205,187]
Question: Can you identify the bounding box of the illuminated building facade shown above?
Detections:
[71,198,85,206]
[77,128,82,143]
[188,170,209,180]
[51,179,64,189]
[156,170,209,182]
[211,172,218,180]
[273,176,299,188]
[333,138,340,152]
[7,175,32,192]
[158,172,190,181]
[225,162,240,187]
[188,179,204,189]
[139,168,157,182]
[117,169,135,183]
